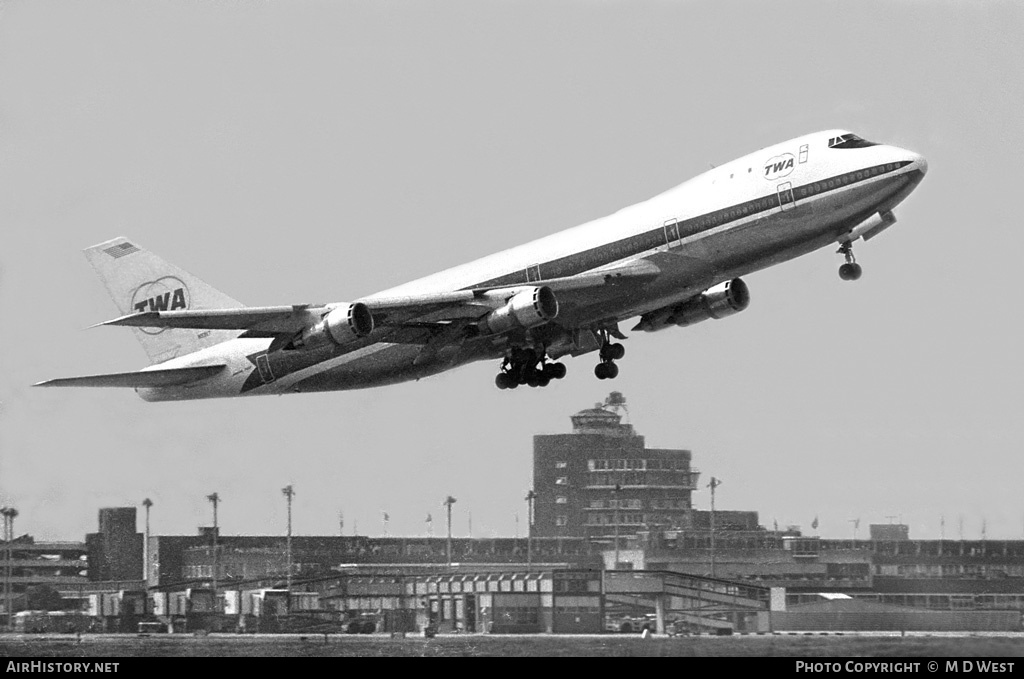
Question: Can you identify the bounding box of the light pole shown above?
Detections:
[2,507,9,627]
[2,507,18,628]
[206,493,220,609]
[524,490,536,567]
[142,499,153,583]
[612,484,621,571]
[1,507,8,628]
[444,496,457,567]
[708,477,721,579]
[281,485,294,607]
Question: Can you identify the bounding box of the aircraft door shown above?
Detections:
[526,264,542,283]
[663,219,681,250]
[777,182,795,212]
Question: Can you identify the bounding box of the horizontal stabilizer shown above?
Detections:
[34,365,226,389]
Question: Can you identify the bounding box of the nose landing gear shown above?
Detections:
[837,242,863,281]
[495,346,567,389]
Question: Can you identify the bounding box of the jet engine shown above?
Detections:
[633,278,750,332]
[482,286,559,335]
[297,302,375,350]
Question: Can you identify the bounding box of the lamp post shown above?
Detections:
[524,490,536,567]
[612,484,621,571]
[1,507,8,628]
[443,496,457,567]
[708,477,721,579]
[281,485,294,608]
[2,507,18,628]
[142,499,153,584]
[206,493,220,609]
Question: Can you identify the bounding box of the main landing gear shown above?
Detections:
[495,346,567,389]
[595,332,625,381]
[837,242,863,281]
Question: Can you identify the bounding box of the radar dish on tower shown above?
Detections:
[602,392,629,422]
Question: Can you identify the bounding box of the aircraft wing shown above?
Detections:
[365,258,663,326]
[91,259,663,339]
[34,365,226,389]
[96,305,326,333]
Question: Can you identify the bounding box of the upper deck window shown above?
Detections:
[828,134,879,149]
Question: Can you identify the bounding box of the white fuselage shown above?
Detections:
[139,129,927,400]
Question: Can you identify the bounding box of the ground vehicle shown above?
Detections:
[344,614,377,634]
[137,621,168,634]
[606,613,655,634]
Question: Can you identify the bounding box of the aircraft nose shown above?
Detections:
[910,152,928,176]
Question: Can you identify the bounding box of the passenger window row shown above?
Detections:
[668,161,910,237]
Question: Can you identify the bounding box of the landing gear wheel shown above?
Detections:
[596,329,625,380]
[545,363,567,380]
[839,262,863,281]
[601,342,625,361]
[498,346,563,390]
[836,242,862,281]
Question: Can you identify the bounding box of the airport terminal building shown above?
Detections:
[5,395,1024,633]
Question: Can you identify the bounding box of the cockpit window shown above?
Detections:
[828,134,879,149]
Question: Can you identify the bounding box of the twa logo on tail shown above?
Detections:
[130,276,190,335]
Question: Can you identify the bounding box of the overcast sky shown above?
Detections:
[1,1,1021,543]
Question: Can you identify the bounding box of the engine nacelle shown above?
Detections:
[482,286,559,335]
[298,302,374,350]
[634,278,750,332]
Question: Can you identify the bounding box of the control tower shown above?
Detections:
[531,393,700,539]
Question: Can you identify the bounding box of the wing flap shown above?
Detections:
[34,365,227,389]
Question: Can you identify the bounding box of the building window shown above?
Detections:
[555,477,568,485]
[555,496,567,504]
[555,516,568,527]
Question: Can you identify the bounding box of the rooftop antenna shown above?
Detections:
[603,392,630,422]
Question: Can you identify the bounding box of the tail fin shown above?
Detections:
[84,237,245,365]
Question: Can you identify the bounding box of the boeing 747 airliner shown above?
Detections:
[36,129,927,400]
